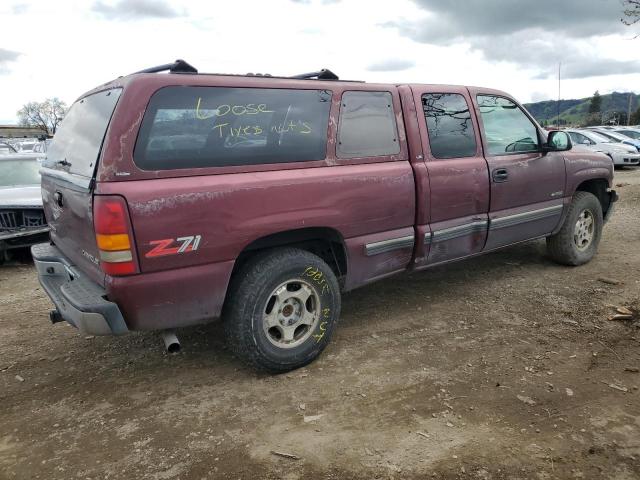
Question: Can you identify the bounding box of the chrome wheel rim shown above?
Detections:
[262,279,320,349]
[573,209,595,251]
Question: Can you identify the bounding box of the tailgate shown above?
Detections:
[41,88,122,285]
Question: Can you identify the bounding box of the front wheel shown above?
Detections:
[546,191,603,266]
[223,248,341,372]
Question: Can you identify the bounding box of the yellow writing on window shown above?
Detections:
[271,120,312,134]
[211,123,265,138]
[210,120,313,138]
[195,98,274,120]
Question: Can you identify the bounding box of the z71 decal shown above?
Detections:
[145,235,202,258]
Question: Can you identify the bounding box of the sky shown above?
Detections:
[0,0,639,124]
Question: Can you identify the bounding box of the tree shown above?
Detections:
[631,106,640,125]
[588,90,602,114]
[17,98,67,135]
[622,0,640,28]
[583,91,603,126]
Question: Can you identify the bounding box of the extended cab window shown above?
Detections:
[477,95,539,155]
[134,87,332,170]
[337,91,399,158]
[423,93,477,159]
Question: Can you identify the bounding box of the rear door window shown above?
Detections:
[46,88,122,178]
[423,93,477,159]
[134,87,332,170]
[337,91,400,158]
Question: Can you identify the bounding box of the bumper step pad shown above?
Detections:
[31,243,128,335]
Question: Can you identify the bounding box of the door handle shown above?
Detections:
[492,168,508,182]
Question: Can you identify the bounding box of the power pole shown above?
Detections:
[627,93,632,126]
[557,62,561,128]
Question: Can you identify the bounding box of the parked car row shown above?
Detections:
[564,127,640,167]
[0,137,50,154]
[588,126,640,151]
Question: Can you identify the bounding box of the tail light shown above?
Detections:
[93,195,138,276]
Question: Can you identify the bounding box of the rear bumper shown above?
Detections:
[31,243,128,336]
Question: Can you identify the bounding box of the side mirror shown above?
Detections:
[544,131,572,152]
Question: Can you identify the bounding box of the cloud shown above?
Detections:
[389,0,625,44]
[290,0,341,4]
[537,57,640,79]
[383,0,635,80]
[367,59,416,72]
[11,3,28,14]
[92,0,183,20]
[0,48,21,74]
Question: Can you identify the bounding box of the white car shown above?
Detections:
[589,128,640,151]
[0,155,50,261]
[613,127,640,142]
[566,129,640,167]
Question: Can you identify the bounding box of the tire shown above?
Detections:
[546,191,603,266]
[223,248,341,372]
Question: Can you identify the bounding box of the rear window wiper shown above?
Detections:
[56,158,71,167]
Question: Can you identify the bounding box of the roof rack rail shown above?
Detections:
[291,69,339,80]
[133,59,198,75]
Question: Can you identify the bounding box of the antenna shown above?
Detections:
[557,62,561,128]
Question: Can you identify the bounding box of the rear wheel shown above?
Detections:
[223,248,341,372]
[546,191,603,266]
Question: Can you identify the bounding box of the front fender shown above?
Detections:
[564,151,613,195]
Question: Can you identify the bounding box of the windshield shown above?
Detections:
[594,130,625,142]
[0,143,17,154]
[19,142,36,152]
[584,131,612,143]
[0,160,41,187]
[616,129,640,140]
[45,88,122,177]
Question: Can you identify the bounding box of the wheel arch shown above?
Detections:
[575,178,611,216]
[231,227,348,282]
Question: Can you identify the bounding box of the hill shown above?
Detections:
[523,92,639,126]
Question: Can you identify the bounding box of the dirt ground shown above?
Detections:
[1,169,640,480]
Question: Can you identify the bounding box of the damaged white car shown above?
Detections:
[0,156,49,262]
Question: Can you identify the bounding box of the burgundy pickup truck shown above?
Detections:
[33,60,617,372]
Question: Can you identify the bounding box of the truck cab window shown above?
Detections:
[423,93,477,159]
[477,95,539,155]
[134,87,332,170]
[337,91,400,158]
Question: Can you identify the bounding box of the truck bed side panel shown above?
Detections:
[97,161,415,327]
